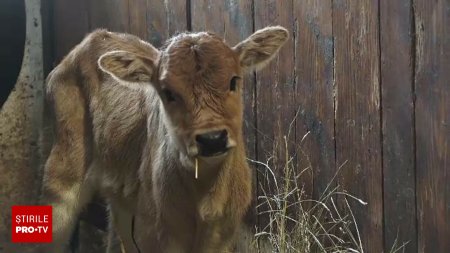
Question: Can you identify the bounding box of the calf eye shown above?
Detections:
[162,88,176,102]
[230,76,240,91]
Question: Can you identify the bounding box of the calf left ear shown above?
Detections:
[233,26,289,71]
[98,50,157,83]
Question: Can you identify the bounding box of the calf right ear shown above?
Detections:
[98,50,157,83]
[233,26,289,71]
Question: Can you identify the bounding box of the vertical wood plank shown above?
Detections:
[146,0,187,47]
[380,0,417,251]
[87,0,129,33]
[254,0,296,228]
[129,0,148,39]
[52,0,89,63]
[293,0,335,199]
[333,0,383,252]
[190,0,256,228]
[414,0,450,252]
[191,0,253,45]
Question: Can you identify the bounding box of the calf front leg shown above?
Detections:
[108,196,139,253]
[193,221,237,253]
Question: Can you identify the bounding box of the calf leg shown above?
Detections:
[106,220,122,253]
[192,222,237,253]
[108,196,139,253]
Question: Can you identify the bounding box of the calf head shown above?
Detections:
[99,26,288,165]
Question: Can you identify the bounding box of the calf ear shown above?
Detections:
[98,50,158,83]
[233,26,289,71]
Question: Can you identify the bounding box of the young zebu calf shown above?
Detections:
[40,27,288,252]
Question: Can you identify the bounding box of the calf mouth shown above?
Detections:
[198,147,230,157]
[186,136,236,158]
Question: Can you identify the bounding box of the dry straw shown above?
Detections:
[247,109,407,253]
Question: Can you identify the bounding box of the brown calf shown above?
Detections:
[39,26,288,252]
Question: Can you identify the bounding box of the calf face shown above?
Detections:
[99,26,288,164]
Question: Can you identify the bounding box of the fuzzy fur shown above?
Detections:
[38,27,288,253]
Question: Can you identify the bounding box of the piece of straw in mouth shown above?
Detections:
[120,239,126,253]
[195,157,199,179]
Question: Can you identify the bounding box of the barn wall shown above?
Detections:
[0,0,448,252]
[42,0,450,252]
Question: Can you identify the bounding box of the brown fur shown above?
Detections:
[39,26,288,253]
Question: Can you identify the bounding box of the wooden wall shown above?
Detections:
[42,0,450,252]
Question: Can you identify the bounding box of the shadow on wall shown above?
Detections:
[0,0,26,107]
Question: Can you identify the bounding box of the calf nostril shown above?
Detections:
[196,130,228,144]
[195,130,229,156]
[218,129,227,139]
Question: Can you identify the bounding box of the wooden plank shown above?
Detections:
[87,0,129,33]
[52,0,89,63]
[332,0,383,252]
[414,0,450,252]
[254,0,296,229]
[191,0,253,44]
[380,0,417,251]
[190,0,256,227]
[129,0,148,39]
[293,0,335,200]
[145,0,187,47]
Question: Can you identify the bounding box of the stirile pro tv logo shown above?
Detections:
[11,206,52,243]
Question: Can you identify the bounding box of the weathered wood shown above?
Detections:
[254,0,296,230]
[414,0,450,252]
[191,0,253,45]
[333,0,383,252]
[87,0,129,33]
[129,0,148,39]
[38,0,450,251]
[146,0,187,47]
[52,0,89,63]
[380,0,417,252]
[293,0,335,200]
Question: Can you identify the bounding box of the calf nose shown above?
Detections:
[195,130,228,157]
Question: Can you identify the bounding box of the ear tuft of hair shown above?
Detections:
[233,26,289,71]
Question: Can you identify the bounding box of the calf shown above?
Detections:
[39,26,288,252]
